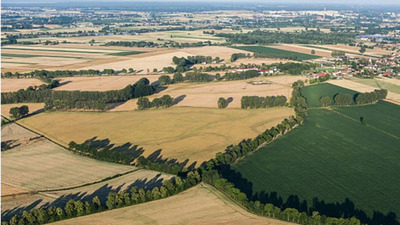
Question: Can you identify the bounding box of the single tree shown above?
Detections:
[218,97,228,108]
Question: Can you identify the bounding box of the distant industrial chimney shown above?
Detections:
[323,7,326,20]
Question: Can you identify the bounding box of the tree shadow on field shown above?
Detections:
[172,94,186,105]
[79,137,199,171]
[2,199,43,221]
[226,97,233,107]
[220,165,399,225]
[1,173,170,221]
[57,80,72,87]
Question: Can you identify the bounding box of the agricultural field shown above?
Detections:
[302,45,380,58]
[1,78,44,92]
[1,122,174,220]
[327,79,400,104]
[18,107,294,165]
[268,44,332,58]
[1,45,151,73]
[349,77,400,94]
[51,185,292,225]
[300,83,358,107]
[113,76,302,110]
[227,101,400,224]
[232,45,321,61]
[2,168,174,221]
[1,123,134,191]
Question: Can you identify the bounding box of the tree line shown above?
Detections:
[2,78,155,111]
[324,89,388,107]
[3,173,201,225]
[230,53,251,62]
[224,70,259,81]
[137,95,173,110]
[241,95,287,109]
[202,170,362,225]
[68,141,132,165]
[2,69,102,78]
[217,30,356,45]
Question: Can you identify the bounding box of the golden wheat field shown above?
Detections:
[19,107,294,165]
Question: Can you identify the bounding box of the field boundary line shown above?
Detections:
[37,168,140,193]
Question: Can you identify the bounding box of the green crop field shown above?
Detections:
[232,45,321,61]
[300,83,358,107]
[225,101,400,225]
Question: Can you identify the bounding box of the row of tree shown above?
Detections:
[3,173,202,225]
[224,70,259,81]
[137,95,173,110]
[230,53,251,62]
[68,141,132,165]
[2,69,102,78]
[2,78,155,111]
[217,30,356,45]
[331,89,387,106]
[241,95,287,109]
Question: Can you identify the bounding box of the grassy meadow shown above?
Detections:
[19,107,294,165]
[232,45,321,61]
[226,101,400,224]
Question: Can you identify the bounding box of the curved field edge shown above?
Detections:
[226,102,400,224]
[50,184,293,225]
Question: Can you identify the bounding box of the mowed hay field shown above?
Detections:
[19,107,294,165]
[349,77,400,94]
[51,185,292,225]
[53,75,161,91]
[1,78,44,92]
[113,76,302,110]
[1,123,134,191]
[228,102,400,224]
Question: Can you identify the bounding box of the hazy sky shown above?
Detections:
[3,0,400,3]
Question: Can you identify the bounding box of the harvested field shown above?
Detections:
[1,78,44,92]
[51,185,292,225]
[19,107,294,165]
[326,44,392,57]
[349,77,400,94]
[269,44,332,58]
[54,75,161,91]
[327,79,400,104]
[1,123,133,191]
[1,169,174,219]
[113,76,302,110]
[1,103,45,118]
[80,50,192,73]
[1,184,30,197]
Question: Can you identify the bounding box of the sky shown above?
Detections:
[2,0,400,5]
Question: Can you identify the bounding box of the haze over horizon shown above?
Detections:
[2,0,400,5]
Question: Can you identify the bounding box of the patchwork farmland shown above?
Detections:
[18,107,294,165]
